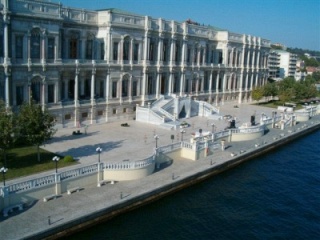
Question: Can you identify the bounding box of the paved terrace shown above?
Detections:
[1,102,318,239]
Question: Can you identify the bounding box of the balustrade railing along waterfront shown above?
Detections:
[1,118,295,196]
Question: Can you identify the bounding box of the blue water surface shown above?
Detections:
[69,130,320,240]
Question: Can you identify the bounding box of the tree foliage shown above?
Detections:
[262,82,278,100]
[251,86,264,103]
[0,101,17,166]
[17,101,56,161]
[276,77,318,103]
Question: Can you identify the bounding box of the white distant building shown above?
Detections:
[0,0,271,128]
[268,50,297,80]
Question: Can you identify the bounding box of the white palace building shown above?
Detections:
[0,0,270,128]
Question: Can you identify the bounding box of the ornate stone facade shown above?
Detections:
[0,0,270,127]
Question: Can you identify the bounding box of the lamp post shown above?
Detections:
[154,135,159,148]
[211,123,215,133]
[96,147,102,162]
[52,156,60,173]
[0,167,8,186]
[180,129,186,141]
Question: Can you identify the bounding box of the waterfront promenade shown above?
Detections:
[1,102,319,239]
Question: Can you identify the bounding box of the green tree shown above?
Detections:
[262,82,278,101]
[0,101,17,167]
[251,86,264,104]
[277,77,296,103]
[17,101,56,161]
[311,72,320,83]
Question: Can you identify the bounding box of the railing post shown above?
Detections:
[1,187,10,209]
[55,173,61,195]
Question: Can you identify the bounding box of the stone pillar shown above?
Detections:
[157,35,163,64]
[130,38,134,64]
[41,32,46,64]
[91,67,96,105]
[156,71,161,98]
[54,35,61,62]
[141,68,147,106]
[27,32,31,64]
[4,70,10,108]
[120,37,124,64]
[170,37,176,65]
[143,32,149,63]
[105,70,110,104]
[179,71,185,96]
[41,78,46,111]
[168,71,173,95]
[74,68,80,127]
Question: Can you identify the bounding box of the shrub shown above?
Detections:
[63,155,74,163]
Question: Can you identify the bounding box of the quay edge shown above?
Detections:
[36,121,320,240]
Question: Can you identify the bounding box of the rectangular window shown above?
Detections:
[163,41,168,62]
[132,81,137,96]
[48,84,54,103]
[47,37,55,59]
[112,81,117,98]
[16,86,24,105]
[86,40,93,59]
[218,52,223,64]
[65,114,71,120]
[70,39,77,59]
[31,35,40,59]
[0,35,3,57]
[97,110,103,116]
[113,108,116,114]
[113,42,118,61]
[187,48,191,63]
[16,36,23,59]
[133,43,139,61]
[99,81,104,98]
[82,112,88,118]
[149,41,154,61]
[123,108,126,113]
[100,42,105,60]
[147,76,153,95]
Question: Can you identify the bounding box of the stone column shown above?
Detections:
[41,78,46,111]
[179,71,185,96]
[54,35,61,62]
[141,68,147,106]
[168,71,173,95]
[105,69,110,104]
[75,70,80,104]
[91,68,96,105]
[41,32,46,64]
[156,71,161,98]
[130,38,134,64]
[170,37,176,65]
[181,38,187,65]
[120,37,124,64]
[4,70,10,108]
[143,32,150,63]
[27,32,31,64]
[157,35,163,64]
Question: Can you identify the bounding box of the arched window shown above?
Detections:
[31,29,41,59]
[123,37,130,61]
[122,75,129,97]
[31,78,41,103]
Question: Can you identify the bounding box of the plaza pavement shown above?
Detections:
[1,101,311,239]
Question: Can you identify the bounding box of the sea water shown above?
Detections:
[69,130,320,240]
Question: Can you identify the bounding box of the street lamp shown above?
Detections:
[96,147,102,163]
[211,123,215,133]
[180,129,186,141]
[0,167,8,186]
[52,156,60,173]
[154,135,159,148]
